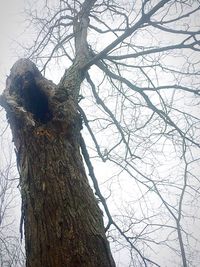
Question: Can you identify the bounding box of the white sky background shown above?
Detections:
[0,1,200,266]
[0,0,25,85]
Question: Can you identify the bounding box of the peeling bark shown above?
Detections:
[0,59,115,267]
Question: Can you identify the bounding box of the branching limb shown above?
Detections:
[80,134,160,267]
[95,60,200,148]
[86,72,140,159]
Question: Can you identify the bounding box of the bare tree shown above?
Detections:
[0,0,200,266]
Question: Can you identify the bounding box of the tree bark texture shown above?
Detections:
[0,59,115,267]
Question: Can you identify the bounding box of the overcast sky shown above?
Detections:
[0,0,25,88]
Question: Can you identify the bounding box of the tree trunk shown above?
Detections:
[0,59,115,267]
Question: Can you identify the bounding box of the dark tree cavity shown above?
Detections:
[11,71,52,123]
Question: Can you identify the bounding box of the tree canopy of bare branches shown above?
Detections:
[1,0,200,266]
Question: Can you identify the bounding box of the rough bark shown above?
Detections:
[0,59,115,267]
